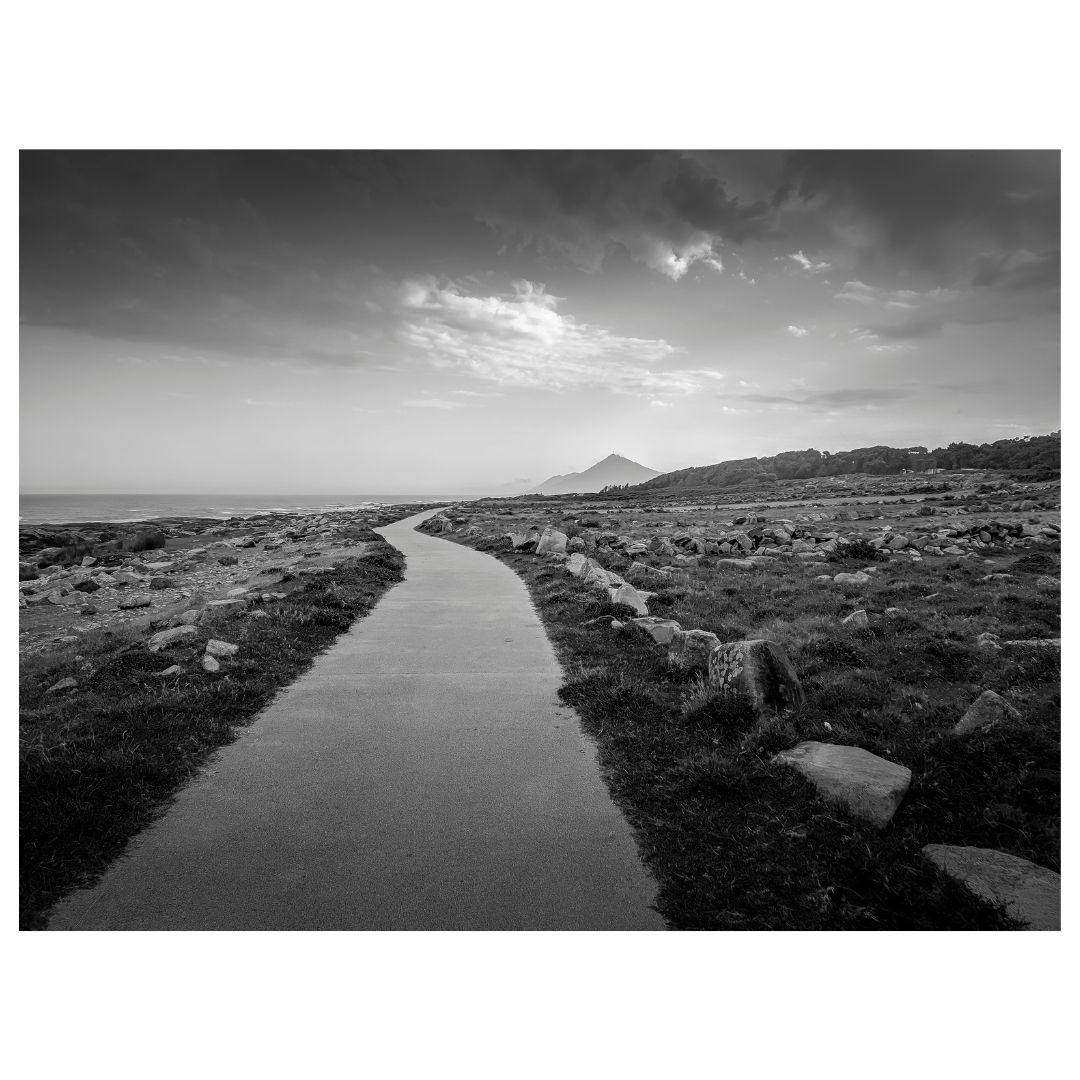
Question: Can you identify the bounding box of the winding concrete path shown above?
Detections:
[48,509,663,930]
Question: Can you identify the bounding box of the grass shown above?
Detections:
[440,525,1059,929]
[19,533,405,930]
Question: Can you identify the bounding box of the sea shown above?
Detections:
[19,493,467,526]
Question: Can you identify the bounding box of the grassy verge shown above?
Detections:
[443,531,1059,929]
[19,533,405,930]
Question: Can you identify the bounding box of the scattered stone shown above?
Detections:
[628,617,681,645]
[842,609,869,629]
[921,845,1060,930]
[535,528,568,556]
[205,638,239,659]
[834,571,871,586]
[609,583,649,616]
[201,598,248,622]
[708,639,805,714]
[45,677,78,694]
[668,628,722,671]
[201,654,221,673]
[954,689,1020,736]
[154,665,183,677]
[772,741,912,828]
[148,625,200,652]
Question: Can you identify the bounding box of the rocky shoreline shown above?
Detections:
[18,505,437,658]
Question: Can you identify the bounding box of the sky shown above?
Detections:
[19,149,1060,494]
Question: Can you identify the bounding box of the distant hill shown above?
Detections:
[626,433,1061,494]
[523,453,661,495]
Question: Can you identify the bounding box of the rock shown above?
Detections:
[772,741,912,828]
[953,690,1021,736]
[887,534,909,550]
[921,845,1060,930]
[668,628,722,671]
[564,553,589,577]
[215,553,240,566]
[975,631,1002,653]
[148,625,200,652]
[45,677,78,694]
[118,595,153,610]
[1036,576,1060,590]
[201,654,221,673]
[583,566,613,591]
[834,571,871,586]
[507,531,538,551]
[535,528,568,556]
[628,617,682,645]
[154,665,183,677]
[842,609,869,629]
[19,562,38,581]
[201,598,248,622]
[716,558,756,571]
[608,583,649,616]
[226,586,249,597]
[708,639,805,714]
[814,574,833,583]
[149,576,176,590]
[1002,638,1060,649]
[791,538,816,554]
[72,578,101,593]
[204,638,239,658]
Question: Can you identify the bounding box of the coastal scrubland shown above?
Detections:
[424,469,1060,929]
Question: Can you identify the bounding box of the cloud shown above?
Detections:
[786,250,831,273]
[396,276,724,397]
[719,385,916,410]
[786,325,809,337]
[778,150,1060,279]
[412,150,772,280]
[401,398,465,410]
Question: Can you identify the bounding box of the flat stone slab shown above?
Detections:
[921,845,1060,930]
[772,741,911,828]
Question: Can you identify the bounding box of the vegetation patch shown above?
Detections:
[441,526,1058,929]
[19,535,405,930]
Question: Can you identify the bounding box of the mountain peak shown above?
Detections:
[522,452,661,495]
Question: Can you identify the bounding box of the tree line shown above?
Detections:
[616,432,1060,493]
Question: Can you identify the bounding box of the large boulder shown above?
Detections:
[668,629,721,671]
[707,639,805,714]
[773,742,912,828]
[953,689,1020,736]
[921,845,1060,930]
[536,528,568,556]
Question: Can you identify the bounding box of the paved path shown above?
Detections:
[48,509,663,930]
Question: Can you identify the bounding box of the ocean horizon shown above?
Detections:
[19,492,470,526]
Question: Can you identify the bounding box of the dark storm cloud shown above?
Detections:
[403,150,774,277]
[19,150,400,358]
[777,149,1060,281]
